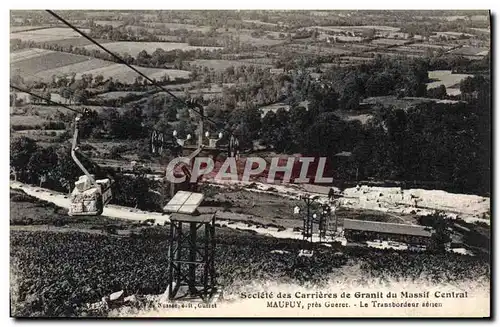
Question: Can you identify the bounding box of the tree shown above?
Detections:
[111,175,150,209]
[29,93,40,105]
[308,81,339,114]
[260,111,279,146]
[460,75,487,94]
[11,136,39,180]
[78,109,101,139]
[73,89,89,104]
[427,213,452,253]
[362,28,376,39]
[59,87,73,104]
[365,72,394,97]
[287,105,312,152]
[26,146,59,187]
[427,85,447,99]
[54,147,82,194]
[120,107,145,139]
[137,50,151,66]
[94,74,104,85]
[228,105,262,149]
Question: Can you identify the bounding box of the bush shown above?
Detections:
[78,144,95,151]
[11,194,38,203]
[104,226,118,235]
[52,219,66,227]
[42,121,66,130]
[139,153,151,160]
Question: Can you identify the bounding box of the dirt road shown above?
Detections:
[9,181,331,242]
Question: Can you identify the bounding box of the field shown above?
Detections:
[408,43,454,50]
[11,49,55,63]
[11,115,49,127]
[95,91,145,100]
[76,64,190,83]
[449,46,490,56]
[34,58,116,80]
[470,28,490,34]
[127,22,212,33]
[10,48,191,83]
[10,25,52,33]
[427,70,473,95]
[189,59,273,71]
[39,37,108,48]
[236,32,285,46]
[287,44,352,55]
[370,38,408,46]
[333,109,374,125]
[96,21,212,33]
[11,50,97,77]
[83,42,222,56]
[312,25,401,33]
[10,27,91,43]
[259,101,310,118]
[95,20,123,27]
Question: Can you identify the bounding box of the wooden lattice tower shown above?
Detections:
[164,191,217,301]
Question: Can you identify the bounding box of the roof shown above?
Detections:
[343,219,433,237]
[163,191,204,214]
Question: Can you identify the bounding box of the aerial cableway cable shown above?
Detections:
[45,9,220,128]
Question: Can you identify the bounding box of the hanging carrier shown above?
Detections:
[69,112,112,216]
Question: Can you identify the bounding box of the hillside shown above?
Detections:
[10,188,490,317]
[10,48,191,84]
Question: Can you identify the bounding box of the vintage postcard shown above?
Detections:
[9,9,491,318]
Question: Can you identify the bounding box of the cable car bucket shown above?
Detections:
[69,113,112,216]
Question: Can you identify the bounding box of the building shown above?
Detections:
[343,219,434,245]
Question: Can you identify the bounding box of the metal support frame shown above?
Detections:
[329,199,343,236]
[301,197,317,252]
[167,214,217,302]
[319,204,331,243]
[71,115,97,187]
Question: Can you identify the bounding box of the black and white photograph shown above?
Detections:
[8,8,491,318]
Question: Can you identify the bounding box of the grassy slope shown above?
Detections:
[10,189,489,317]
